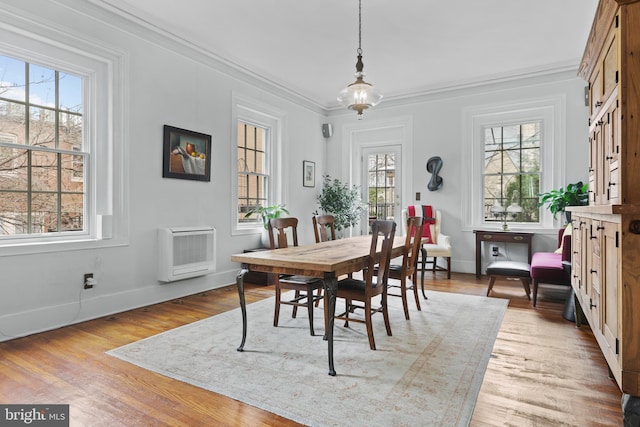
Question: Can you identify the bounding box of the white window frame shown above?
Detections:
[462,96,566,232]
[0,16,128,256]
[231,93,284,235]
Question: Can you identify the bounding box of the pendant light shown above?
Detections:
[337,0,382,119]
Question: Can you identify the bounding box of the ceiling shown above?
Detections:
[92,0,599,110]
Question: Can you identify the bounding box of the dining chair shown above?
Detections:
[402,207,453,299]
[268,217,325,336]
[335,219,396,350]
[312,214,336,243]
[374,216,424,320]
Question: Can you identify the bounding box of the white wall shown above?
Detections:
[325,72,589,274]
[0,0,326,341]
[0,0,590,341]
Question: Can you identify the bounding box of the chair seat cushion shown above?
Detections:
[279,275,322,286]
[486,261,531,278]
[530,252,568,284]
[337,277,368,291]
[422,243,451,257]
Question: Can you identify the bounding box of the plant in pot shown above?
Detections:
[244,203,290,247]
[538,181,588,223]
[316,175,367,237]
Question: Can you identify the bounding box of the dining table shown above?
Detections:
[230,234,407,376]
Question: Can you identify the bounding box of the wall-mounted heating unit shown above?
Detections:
[158,226,216,282]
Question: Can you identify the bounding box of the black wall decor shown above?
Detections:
[426,156,443,191]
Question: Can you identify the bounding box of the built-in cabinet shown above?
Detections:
[569,0,640,397]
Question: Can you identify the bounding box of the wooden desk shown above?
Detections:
[473,230,534,278]
[231,235,406,376]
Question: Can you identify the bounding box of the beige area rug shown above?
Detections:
[107,291,508,427]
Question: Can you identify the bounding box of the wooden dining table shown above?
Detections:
[230,234,406,376]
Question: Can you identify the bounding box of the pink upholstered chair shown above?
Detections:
[530,228,572,307]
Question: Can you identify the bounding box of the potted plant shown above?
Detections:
[244,204,290,247]
[316,175,367,236]
[538,181,588,222]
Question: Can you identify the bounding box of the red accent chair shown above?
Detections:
[530,228,572,307]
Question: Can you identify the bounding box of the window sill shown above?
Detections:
[0,236,128,257]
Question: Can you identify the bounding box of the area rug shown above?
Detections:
[107,291,508,427]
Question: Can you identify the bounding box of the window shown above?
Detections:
[483,122,540,225]
[237,122,269,226]
[0,21,126,255]
[462,96,565,230]
[0,54,85,236]
[232,94,284,233]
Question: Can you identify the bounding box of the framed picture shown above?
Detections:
[303,160,315,187]
[162,125,212,182]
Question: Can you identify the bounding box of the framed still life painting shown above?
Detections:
[162,125,212,182]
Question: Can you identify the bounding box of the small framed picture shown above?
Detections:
[303,160,315,187]
[163,125,212,182]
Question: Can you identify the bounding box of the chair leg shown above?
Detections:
[292,290,300,318]
[487,276,496,296]
[446,257,451,279]
[432,256,437,272]
[382,294,392,337]
[306,287,315,336]
[274,282,281,327]
[420,247,427,299]
[400,276,410,320]
[521,278,532,300]
[364,298,376,350]
[411,276,422,311]
[533,279,539,307]
[314,288,323,307]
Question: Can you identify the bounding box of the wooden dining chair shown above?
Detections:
[374,216,424,320]
[312,214,336,243]
[335,219,396,350]
[268,217,325,336]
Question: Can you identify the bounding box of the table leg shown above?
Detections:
[475,235,481,278]
[236,269,248,352]
[323,275,337,376]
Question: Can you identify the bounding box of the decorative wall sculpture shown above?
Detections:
[427,156,443,191]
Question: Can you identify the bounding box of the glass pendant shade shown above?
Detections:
[337,56,383,119]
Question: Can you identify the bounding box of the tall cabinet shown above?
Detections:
[569,0,640,397]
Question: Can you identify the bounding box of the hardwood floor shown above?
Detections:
[0,273,622,426]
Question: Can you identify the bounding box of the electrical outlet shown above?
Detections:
[492,246,499,257]
[84,273,95,289]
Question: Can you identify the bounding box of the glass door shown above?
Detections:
[362,146,402,232]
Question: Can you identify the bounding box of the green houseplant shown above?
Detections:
[538,181,588,222]
[244,203,290,230]
[316,175,367,234]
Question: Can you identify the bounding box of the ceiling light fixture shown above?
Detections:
[337,0,382,119]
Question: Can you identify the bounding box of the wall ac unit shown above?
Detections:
[158,226,216,282]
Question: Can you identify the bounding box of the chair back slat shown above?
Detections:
[404,216,425,275]
[268,217,299,249]
[365,220,396,293]
[312,214,336,243]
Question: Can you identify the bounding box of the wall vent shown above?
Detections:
[158,226,216,282]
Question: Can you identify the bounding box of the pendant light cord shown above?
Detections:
[358,0,362,55]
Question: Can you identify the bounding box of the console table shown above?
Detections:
[473,230,534,278]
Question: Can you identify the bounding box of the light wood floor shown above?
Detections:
[0,272,622,426]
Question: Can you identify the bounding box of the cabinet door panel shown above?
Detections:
[602,221,619,359]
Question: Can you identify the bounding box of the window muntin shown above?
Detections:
[0,54,85,236]
[237,122,269,226]
[483,122,541,225]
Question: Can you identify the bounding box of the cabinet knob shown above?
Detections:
[595,101,603,107]
[590,300,597,309]
[606,156,614,160]
[590,269,597,274]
